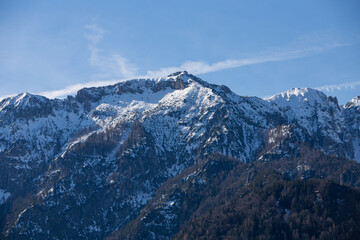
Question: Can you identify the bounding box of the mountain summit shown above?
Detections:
[0,73,359,239]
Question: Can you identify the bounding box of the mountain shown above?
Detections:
[0,72,359,239]
[111,153,360,240]
[344,95,360,162]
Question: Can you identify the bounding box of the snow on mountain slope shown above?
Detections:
[142,72,282,164]
[265,88,350,157]
[1,72,360,239]
[344,95,360,162]
[265,88,342,134]
[3,72,283,238]
[344,95,360,108]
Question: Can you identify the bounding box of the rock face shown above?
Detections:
[0,72,359,239]
[344,95,360,162]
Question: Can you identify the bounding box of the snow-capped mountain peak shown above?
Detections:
[265,88,329,107]
[264,87,341,122]
[1,72,360,239]
[261,87,347,156]
[344,95,360,109]
[0,92,48,111]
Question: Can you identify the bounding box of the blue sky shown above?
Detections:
[1,1,359,104]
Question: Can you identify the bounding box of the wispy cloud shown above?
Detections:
[84,24,105,45]
[315,81,360,92]
[36,24,138,99]
[1,30,353,100]
[0,25,136,100]
[0,94,17,101]
[37,80,121,99]
[85,24,137,81]
[146,32,351,77]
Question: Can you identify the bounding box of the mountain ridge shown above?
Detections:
[0,72,359,239]
[3,71,356,108]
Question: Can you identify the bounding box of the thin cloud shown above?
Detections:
[315,81,360,92]
[85,24,137,80]
[84,24,105,45]
[37,80,122,99]
[146,32,351,77]
[1,24,137,100]
[0,94,17,101]
[1,31,353,100]
[89,49,138,80]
